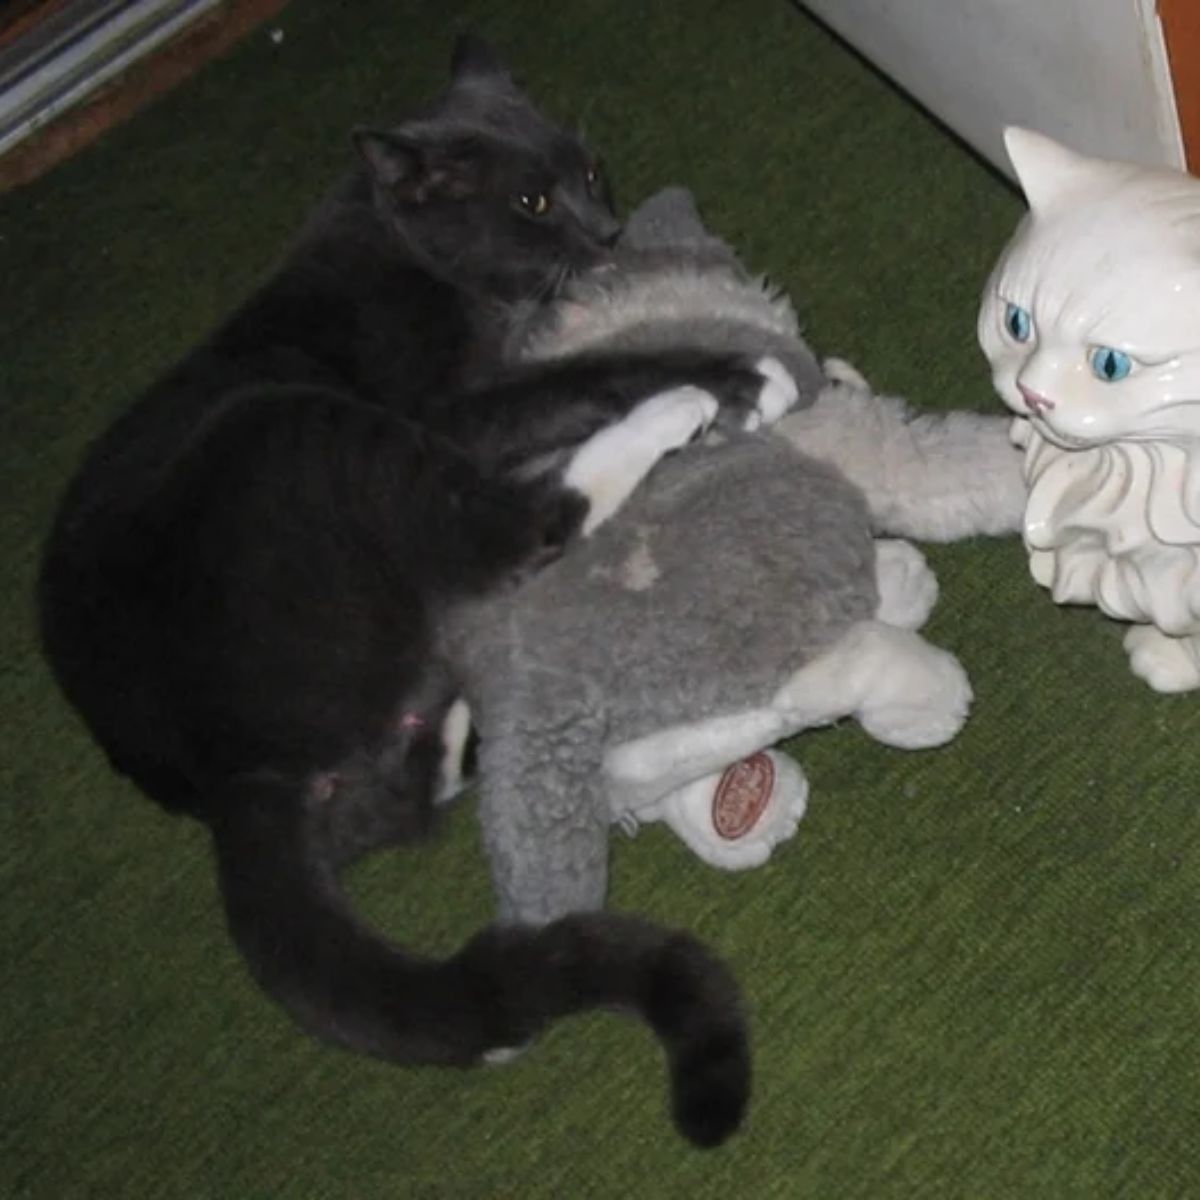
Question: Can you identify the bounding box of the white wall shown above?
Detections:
[800,0,1184,177]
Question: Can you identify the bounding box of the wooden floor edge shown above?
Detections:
[0,0,290,195]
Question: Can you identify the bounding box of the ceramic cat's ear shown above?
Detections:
[1004,126,1111,215]
[450,34,513,85]
[352,128,481,202]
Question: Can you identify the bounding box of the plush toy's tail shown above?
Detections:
[212,773,750,1148]
[777,358,1027,542]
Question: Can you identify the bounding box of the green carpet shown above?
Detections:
[4,2,1199,1196]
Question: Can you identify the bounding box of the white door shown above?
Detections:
[800,0,1184,176]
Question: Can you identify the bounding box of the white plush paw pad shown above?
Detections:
[858,638,973,749]
[749,356,799,429]
[822,356,870,391]
[1124,625,1200,694]
[566,386,717,535]
[874,539,939,631]
[657,751,808,871]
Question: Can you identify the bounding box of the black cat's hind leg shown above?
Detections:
[311,726,446,872]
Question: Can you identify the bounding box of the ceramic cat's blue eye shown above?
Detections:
[1090,346,1133,382]
[1004,302,1033,343]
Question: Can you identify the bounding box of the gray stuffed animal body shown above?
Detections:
[443,189,1024,925]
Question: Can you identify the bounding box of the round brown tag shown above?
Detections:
[712,752,775,840]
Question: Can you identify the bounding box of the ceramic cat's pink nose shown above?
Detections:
[1018,382,1055,415]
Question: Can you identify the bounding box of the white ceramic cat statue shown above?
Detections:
[979,126,1200,693]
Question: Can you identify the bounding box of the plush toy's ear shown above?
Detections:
[352,127,482,202]
[623,186,710,250]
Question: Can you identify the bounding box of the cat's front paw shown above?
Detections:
[1124,625,1200,693]
[624,385,719,447]
[565,385,717,535]
[708,356,798,433]
[750,356,799,428]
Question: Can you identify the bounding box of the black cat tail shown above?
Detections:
[210,773,751,1148]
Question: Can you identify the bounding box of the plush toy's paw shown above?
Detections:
[1124,625,1200,693]
[652,750,808,871]
[565,385,718,535]
[748,355,800,429]
[874,539,939,630]
[821,356,871,392]
[856,630,973,749]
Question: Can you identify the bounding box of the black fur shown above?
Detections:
[37,37,751,1145]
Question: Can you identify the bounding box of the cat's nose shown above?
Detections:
[596,219,621,248]
[584,209,621,248]
[1018,382,1055,415]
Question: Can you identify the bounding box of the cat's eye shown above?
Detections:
[584,164,601,189]
[1004,302,1033,344]
[1090,345,1133,382]
[518,191,551,217]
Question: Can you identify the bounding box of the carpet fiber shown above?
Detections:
[3,2,1199,1196]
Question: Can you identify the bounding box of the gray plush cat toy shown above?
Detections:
[443,188,1026,924]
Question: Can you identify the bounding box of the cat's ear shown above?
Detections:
[1004,126,1112,215]
[353,128,417,190]
[352,127,482,203]
[449,34,514,86]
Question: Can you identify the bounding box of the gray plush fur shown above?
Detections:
[447,436,876,920]
[512,187,827,408]
[445,188,1023,924]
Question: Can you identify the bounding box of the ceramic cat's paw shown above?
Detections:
[1123,625,1200,693]
[874,539,939,630]
[565,385,718,535]
[856,630,973,749]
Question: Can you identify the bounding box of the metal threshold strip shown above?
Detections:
[0,0,222,157]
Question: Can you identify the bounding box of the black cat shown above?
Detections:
[37,38,772,1146]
